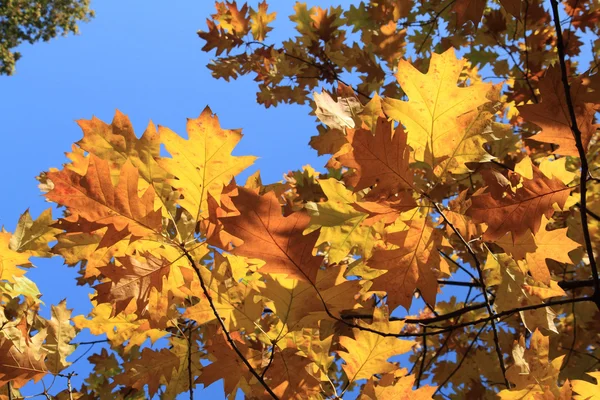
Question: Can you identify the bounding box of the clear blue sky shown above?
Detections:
[0,1,352,397]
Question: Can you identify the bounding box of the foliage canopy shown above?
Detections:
[0,0,93,75]
[2,0,600,399]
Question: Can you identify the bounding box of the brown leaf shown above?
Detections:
[211,187,323,283]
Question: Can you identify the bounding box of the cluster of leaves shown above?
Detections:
[0,0,94,75]
[2,0,600,399]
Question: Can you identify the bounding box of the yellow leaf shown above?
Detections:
[0,232,31,283]
[338,308,414,383]
[159,107,256,222]
[382,48,495,172]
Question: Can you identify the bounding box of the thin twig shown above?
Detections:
[432,201,509,387]
[432,322,489,396]
[180,245,280,400]
[550,0,600,309]
[416,327,428,388]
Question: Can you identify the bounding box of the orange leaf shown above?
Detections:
[212,187,323,283]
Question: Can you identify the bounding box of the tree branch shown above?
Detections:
[550,0,600,309]
[432,322,489,396]
[180,245,280,400]
[431,201,509,387]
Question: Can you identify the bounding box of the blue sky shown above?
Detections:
[1,1,355,397]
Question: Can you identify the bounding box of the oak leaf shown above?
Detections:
[467,165,572,241]
[94,253,172,316]
[212,187,323,283]
[572,371,600,400]
[498,329,564,398]
[159,107,256,222]
[42,300,78,374]
[9,209,60,257]
[382,48,494,169]
[0,232,31,283]
[313,88,362,130]
[337,308,414,383]
[519,65,597,156]
[338,116,414,198]
[367,217,447,310]
[45,155,162,240]
[112,347,179,397]
[495,216,580,284]
[305,178,376,263]
[0,334,47,388]
[359,371,437,399]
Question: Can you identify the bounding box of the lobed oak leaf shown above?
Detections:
[452,0,486,26]
[572,371,600,400]
[495,216,580,284]
[159,107,256,222]
[519,65,597,157]
[467,165,572,242]
[45,155,162,240]
[337,308,415,383]
[211,186,323,283]
[498,329,564,399]
[352,192,417,226]
[42,300,78,374]
[198,329,262,396]
[492,254,560,334]
[0,232,31,283]
[338,116,414,199]
[367,217,446,311]
[94,252,171,316]
[0,334,47,388]
[382,48,494,169]
[262,348,321,399]
[182,257,262,333]
[313,88,362,131]
[9,208,60,257]
[112,347,179,397]
[305,178,376,263]
[259,264,361,335]
[249,1,276,41]
[72,302,165,352]
[359,372,437,399]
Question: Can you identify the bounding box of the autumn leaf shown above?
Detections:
[94,252,172,316]
[42,300,78,374]
[159,107,256,222]
[263,348,321,399]
[249,1,276,41]
[359,371,437,399]
[382,48,494,169]
[367,217,447,310]
[338,116,414,198]
[9,209,60,257]
[0,232,31,283]
[495,216,580,284]
[305,178,376,263]
[519,65,597,156]
[572,371,600,400]
[0,334,47,388]
[468,165,572,241]
[498,329,564,398]
[45,154,162,240]
[313,88,362,130]
[338,308,414,383]
[211,186,323,283]
[113,347,180,397]
[198,329,262,396]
